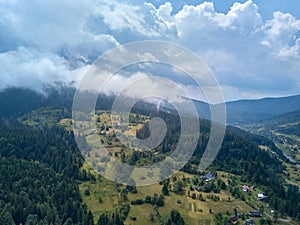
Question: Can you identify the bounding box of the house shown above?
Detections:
[247,211,262,217]
[244,219,255,225]
[230,216,239,224]
[242,185,250,192]
[200,173,215,182]
[258,193,268,201]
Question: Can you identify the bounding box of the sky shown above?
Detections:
[0,0,300,101]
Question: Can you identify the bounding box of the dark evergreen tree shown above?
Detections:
[163,209,184,225]
[162,182,169,196]
[97,214,109,225]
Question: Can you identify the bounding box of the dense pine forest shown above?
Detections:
[0,121,95,224]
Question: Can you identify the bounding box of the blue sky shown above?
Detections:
[148,0,300,19]
[0,0,300,101]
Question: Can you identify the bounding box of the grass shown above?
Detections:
[59,118,72,130]
[78,162,296,225]
[79,177,120,222]
[125,204,158,224]
[283,163,300,187]
[78,168,270,225]
[67,111,299,225]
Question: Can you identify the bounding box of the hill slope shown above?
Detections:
[186,94,300,125]
[1,87,300,224]
[242,110,300,163]
[226,95,300,115]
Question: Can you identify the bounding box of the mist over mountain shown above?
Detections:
[1,86,299,126]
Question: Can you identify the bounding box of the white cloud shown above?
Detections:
[94,1,177,42]
[166,0,300,97]
[0,0,299,100]
[0,46,88,92]
[156,2,174,25]
[173,0,263,50]
[0,0,119,91]
[227,0,262,32]
[98,3,148,33]
[262,12,300,58]
[0,0,93,51]
[278,38,300,59]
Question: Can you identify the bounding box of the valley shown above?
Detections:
[0,88,299,225]
[68,109,298,225]
[240,110,300,187]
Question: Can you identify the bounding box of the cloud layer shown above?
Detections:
[0,0,299,100]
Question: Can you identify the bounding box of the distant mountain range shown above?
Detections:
[226,95,300,115]
[225,95,300,124]
[188,94,300,124]
[1,87,299,125]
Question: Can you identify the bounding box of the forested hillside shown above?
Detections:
[136,112,300,219]
[0,88,299,224]
[0,121,94,225]
[242,109,300,164]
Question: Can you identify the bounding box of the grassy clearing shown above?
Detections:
[79,177,119,222]
[79,168,270,225]
[125,204,158,224]
[284,163,300,187]
[78,165,295,224]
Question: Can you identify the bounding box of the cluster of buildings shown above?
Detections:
[230,215,257,224]
[242,185,268,201]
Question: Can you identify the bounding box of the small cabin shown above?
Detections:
[230,216,238,224]
[257,193,268,201]
[201,173,215,182]
[247,211,262,217]
[244,219,255,225]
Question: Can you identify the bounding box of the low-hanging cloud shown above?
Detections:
[0,0,299,100]
[0,46,90,92]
